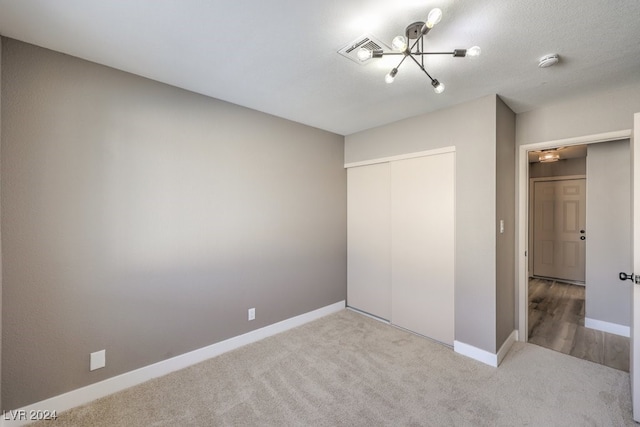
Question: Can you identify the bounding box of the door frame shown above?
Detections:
[517,130,632,341]
[632,112,640,420]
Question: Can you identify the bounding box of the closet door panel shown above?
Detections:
[391,153,455,345]
[347,163,391,320]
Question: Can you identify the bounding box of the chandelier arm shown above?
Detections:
[408,33,422,55]
[406,53,436,82]
[381,51,456,56]
[382,51,457,56]
[394,53,410,70]
[414,52,457,55]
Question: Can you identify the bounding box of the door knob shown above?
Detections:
[620,272,640,283]
[580,236,586,240]
[620,272,634,281]
[580,229,585,234]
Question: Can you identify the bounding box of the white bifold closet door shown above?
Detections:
[347,150,454,345]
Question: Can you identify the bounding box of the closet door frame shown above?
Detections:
[346,146,455,344]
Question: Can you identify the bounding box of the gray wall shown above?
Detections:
[516,82,640,147]
[585,140,631,327]
[346,94,506,353]
[495,97,516,348]
[1,39,346,410]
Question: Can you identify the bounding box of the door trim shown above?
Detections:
[344,146,455,168]
[517,130,632,342]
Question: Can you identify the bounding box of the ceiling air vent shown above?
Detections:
[338,34,390,65]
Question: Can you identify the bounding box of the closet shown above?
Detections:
[347,148,455,345]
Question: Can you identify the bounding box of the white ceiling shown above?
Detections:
[1,1,639,136]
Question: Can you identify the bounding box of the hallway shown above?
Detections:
[528,277,629,371]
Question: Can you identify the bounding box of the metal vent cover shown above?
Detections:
[338,34,390,65]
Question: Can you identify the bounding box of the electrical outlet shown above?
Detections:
[90,349,106,371]
[248,308,256,321]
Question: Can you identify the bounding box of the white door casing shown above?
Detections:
[517,130,632,343]
[631,112,640,421]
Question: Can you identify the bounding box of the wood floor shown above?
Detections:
[528,277,629,371]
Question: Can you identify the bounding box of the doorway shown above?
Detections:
[517,130,633,366]
[527,141,630,369]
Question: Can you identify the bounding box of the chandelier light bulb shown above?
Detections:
[539,151,560,162]
[385,68,398,84]
[467,46,481,57]
[426,8,443,28]
[357,47,373,62]
[391,35,408,52]
[432,79,445,94]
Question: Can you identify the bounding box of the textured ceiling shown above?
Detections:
[1,0,639,135]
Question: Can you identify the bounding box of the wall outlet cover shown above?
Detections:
[90,349,106,371]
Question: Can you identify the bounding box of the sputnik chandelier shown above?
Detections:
[356,8,480,94]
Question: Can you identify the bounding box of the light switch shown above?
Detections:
[500,220,505,234]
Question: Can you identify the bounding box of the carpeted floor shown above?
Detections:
[34,309,634,426]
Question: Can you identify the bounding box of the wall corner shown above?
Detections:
[495,96,517,352]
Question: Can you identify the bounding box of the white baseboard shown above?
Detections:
[454,330,518,368]
[0,300,346,427]
[585,317,630,337]
[454,341,498,367]
[496,330,518,366]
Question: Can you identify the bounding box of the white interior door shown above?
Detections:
[632,112,640,421]
[347,163,391,320]
[390,152,455,345]
[533,179,586,282]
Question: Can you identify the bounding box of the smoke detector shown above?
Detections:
[538,54,559,68]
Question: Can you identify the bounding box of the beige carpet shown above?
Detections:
[34,309,634,426]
